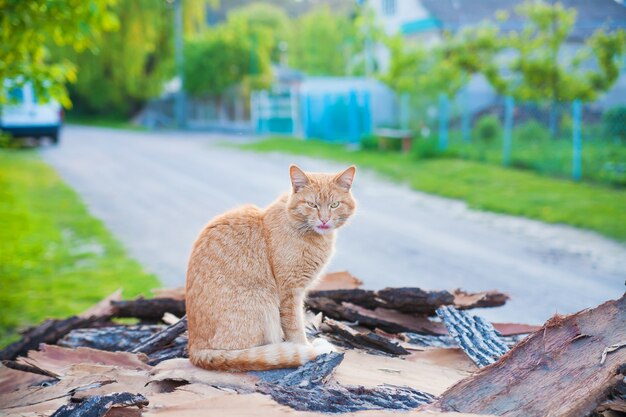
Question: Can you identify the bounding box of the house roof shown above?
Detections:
[418,0,626,41]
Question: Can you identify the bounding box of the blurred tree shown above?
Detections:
[227,3,291,63]
[485,2,626,103]
[57,0,217,116]
[382,24,501,98]
[0,0,118,107]
[184,17,272,98]
[288,5,355,76]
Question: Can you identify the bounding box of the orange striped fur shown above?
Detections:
[186,165,357,371]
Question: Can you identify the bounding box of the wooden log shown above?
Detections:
[321,319,409,356]
[111,298,185,320]
[308,289,380,310]
[50,392,149,417]
[131,316,188,355]
[305,297,444,334]
[431,295,626,417]
[58,325,166,351]
[376,287,454,314]
[0,316,107,361]
[308,287,508,316]
[146,341,187,366]
[260,383,435,413]
[436,306,509,367]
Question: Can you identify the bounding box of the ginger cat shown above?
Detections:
[186,164,357,371]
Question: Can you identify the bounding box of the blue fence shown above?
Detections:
[301,91,372,144]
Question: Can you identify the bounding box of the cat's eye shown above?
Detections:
[330,201,340,209]
[307,201,317,208]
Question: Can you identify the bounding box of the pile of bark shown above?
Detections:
[0,271,624,417]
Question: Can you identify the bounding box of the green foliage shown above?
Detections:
[228,2,291,63]
[58,0,174,117]
[604,106,626,141]
[0,0,119,107]
[360,135,379,150]
[513,120,551,142]
[288,5,354,76]
[184,15,272,97]
[473,115,502,143]
[0,150,159,346]
[239,137,626,241]
[486,1,626,102]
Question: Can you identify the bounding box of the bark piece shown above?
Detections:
[432,295,626,417]
[377,288,455,314]
[79,290,122,318]
[0,363,55,395]
[0,316,107,361]
[321,319,409,355]
[436,306,509,368]
[309,289,380,310]
[132,316,188,355]
[275,352,344,387]
[260,383,435,413]
[111,298,185,321]
[50,392,149,417]
[16,345,150,377]
[58,325,167,351]
[306,297,446,334]
[452,289,509,310]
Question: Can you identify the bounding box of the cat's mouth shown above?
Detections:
[313,224,334,234]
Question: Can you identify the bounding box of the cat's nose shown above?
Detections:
[320,219,328,225]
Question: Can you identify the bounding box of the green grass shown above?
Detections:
[0,150,159,347]
[239,137,626,241]
[65,113,147,131]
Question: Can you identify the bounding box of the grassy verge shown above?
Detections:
[65,113,146,131]
[0,150,159,347]
[239,137,626,241]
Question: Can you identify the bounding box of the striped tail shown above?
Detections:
[189,339,334,371]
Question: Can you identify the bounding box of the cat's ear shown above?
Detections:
[334,166,356,191]
[290,164,310,193]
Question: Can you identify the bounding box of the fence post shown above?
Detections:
[438,93,449,151]
[503,96,514,167]
[290,87,301,138]
[572,99,582,181]
[462,87,471,142]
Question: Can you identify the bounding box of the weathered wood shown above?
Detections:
[321,319,409,355]
[309,289,380,310]
[431,295,626,417]
[308,287,508,316]
[276,352,344,387]
[1,359,59,378]
[132,316,188,355]
[436,306,509,367]
[260,383,435,413]
[0,316,108,361]
[305,297,445,334]
[111,298,185,320]
[146,338,188,366]
[377,287,455,314]
[50,392,149,417]
[58,325,166,351]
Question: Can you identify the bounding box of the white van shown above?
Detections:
[0,83,63,144]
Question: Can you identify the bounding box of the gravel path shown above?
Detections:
[41,126,625,324]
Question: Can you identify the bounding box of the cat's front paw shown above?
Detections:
[311,337,336,356]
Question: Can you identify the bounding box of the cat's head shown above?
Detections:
[287,164,357,235]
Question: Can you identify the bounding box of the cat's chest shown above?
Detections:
[271,234,334,283]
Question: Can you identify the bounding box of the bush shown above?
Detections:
[360,135,379,150]
[604,106,626,141]
[473,115,501,143]
[514,120,550,142]
[412,138,440,159]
